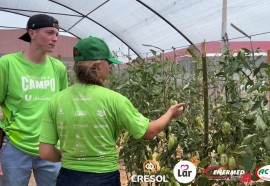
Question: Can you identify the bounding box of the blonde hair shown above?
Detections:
[74,60,107,86]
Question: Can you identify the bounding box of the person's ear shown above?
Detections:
[96,63,102,70]
[28,29,37,40]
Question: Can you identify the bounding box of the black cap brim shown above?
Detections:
[18,32,31,42]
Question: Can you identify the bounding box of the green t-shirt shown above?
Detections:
[40,83,150,173]
[0,52,68,156]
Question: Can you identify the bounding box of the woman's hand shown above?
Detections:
[167,102,186,119]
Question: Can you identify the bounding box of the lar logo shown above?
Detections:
[173,160,197,184]
[143,160,157,174]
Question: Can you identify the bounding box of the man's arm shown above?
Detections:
[39,142,61,162]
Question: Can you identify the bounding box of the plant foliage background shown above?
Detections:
[107,47,270,186]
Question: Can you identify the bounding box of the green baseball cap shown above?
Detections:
[73,36,121,64]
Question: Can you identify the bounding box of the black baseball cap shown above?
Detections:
[19,14,59,42]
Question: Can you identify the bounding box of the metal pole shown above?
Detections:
[221,0,227,52]
[231,23,255,62]
[142,44,164,61]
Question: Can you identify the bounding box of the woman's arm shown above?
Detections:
[39,142,62,162]
[143,102,186,140]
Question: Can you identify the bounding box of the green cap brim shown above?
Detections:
[108,57,121,64]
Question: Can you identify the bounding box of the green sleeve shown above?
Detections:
[49,56,69,91]
[0,57,8,105]
[39,96,58,145]
[60,67,69,90]
[116,97,150,139]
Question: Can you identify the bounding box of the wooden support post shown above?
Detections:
[202,41,209,155]
[267,50,270,109]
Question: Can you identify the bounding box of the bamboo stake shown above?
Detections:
[202,41,209,154]
[172,47,178,100]
[267,50,270,109]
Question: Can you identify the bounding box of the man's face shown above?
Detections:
[29,27,59,53]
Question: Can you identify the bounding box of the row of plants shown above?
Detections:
[108,46,270,186]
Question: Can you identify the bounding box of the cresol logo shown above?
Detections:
[131,160,168,183]
[255,165,270,181]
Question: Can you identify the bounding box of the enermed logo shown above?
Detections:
[173,160,197,184]
[203,165,251,183]
[204,165,245,180]
[131,160,168,183]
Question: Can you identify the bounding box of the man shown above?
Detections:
[0,14,68,186]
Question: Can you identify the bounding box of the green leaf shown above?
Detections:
[260,87,270,92]
[242,134,257,145]
[242,152,255,173]
[258,62,270,69]
[254,62,270,76]
[255,115,267,131]
[253,67,260,76]
[245,113,256,120]
[241,48,251,53]
[265,68,270,76]
[242,60,251,69]
[251,100,261,111]
[197,176,209,186]
[245,79,254,89]
[197,157,209,167]
[250,161,257,174]
[215,71,225,77]
[150,49,157,56]
[115,81,130,90]
[231,102,243,109]
[247,82,261,93]
[232,145,248,154]
[187,45,201,62]
[183,83,190,90]
[224,62,239,75]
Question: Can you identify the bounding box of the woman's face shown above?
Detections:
[98,61,112,81]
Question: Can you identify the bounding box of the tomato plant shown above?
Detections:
[108,46,270,186]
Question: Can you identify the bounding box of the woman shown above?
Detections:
[39,36,186,186]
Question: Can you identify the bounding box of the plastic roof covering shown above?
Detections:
[1,0,270,62]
